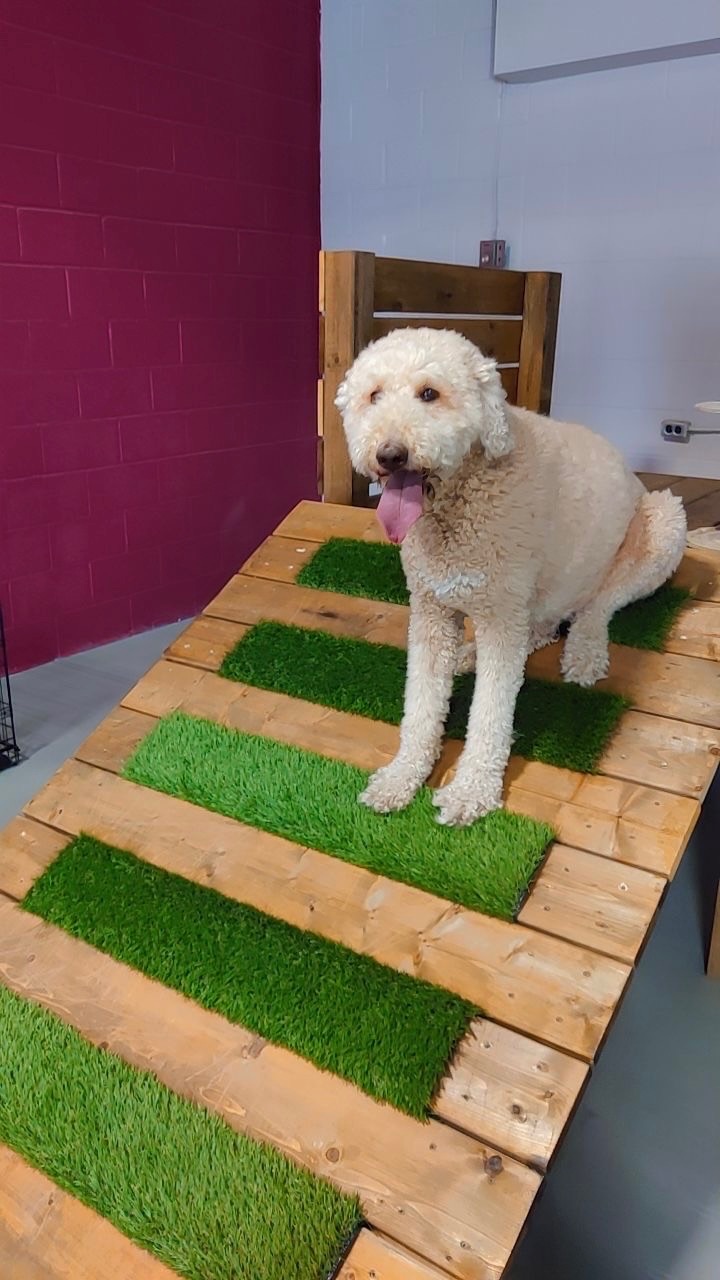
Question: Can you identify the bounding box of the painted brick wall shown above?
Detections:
[1,0,320,671]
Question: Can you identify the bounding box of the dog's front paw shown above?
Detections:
[359,764,421,814]
[432,778,502,827]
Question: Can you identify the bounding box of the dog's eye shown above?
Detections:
[418,386,439,403]
[370,388,382,404]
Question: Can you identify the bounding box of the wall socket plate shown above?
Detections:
[661,419,691,443]
[480,239,507,268]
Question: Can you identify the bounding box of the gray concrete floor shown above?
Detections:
[1,628,719,1279]
[0,622,186,828]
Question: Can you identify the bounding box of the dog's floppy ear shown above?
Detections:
[471,351,513,460]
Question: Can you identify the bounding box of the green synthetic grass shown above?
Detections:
[0,984,361,1280]
[298,537,409,605]
[297,537,690,651]
[221,621,629,774]
[23,835,475,1119]
[124,711,553,920]
[608,581,691,650]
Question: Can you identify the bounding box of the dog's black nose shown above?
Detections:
[376,441,408,472]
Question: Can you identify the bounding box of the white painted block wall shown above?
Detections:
[494,0,720,81]
[322,0,501,265]
[321,0,720,478]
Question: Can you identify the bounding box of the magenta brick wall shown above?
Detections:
[0,0,320,671]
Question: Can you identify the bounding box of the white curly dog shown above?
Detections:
[336,327,687,828]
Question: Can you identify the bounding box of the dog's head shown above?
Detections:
[335,327,512,482]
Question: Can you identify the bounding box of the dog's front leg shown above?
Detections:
[433,617,529,826]
[359,597,463,814]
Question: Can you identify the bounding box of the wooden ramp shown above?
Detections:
[2,499,720,1280]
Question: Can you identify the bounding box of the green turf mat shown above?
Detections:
[124,711,553,920]
[298,537,409,605]
[607,582,691,649]
[0,983,361,1280]
[23,835,475,1119]
[221,622,629,774]
[297,538,690,651]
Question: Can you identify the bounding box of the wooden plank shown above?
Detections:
[516,272,561,414]
[674,547,720,602]
[339,1230,454,1279]
[321,250,375,505]
[434,1020,587,1173]
[373,257,526,317]
[372,317,523,364]
[439,747,699,877]
[637,474,720,505]
[167,614,250,670]
[275,499,382,543]
[637,472,678,493]
[205,573,410,644]
[664,599,720,660]
[0,817,67,901]
[599,708,719,803]
[7,796,588,1172]
[125,661,400,772]
[683,487,720,531]
[500,365,518,403]
[241,533,320,583]
[57,721,627,1059]
[675,479,720,508]
[509,785,696,881]
[0,898,541,1280]
[527,642,720,730]
[0,1147,177,1280]
[517,845,664,962]
[122,658,700,876]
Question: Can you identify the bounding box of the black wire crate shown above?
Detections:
[0,607,20,771]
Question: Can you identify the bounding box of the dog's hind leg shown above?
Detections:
[562,489,687,687]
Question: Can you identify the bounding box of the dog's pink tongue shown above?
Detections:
[376,470,424,544]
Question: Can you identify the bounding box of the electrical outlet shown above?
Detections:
[480,239,507,268]
[661,419,691,443]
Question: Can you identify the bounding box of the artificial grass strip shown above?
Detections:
[608,582,691,650]
[23,835,475,1119]
[297,537,690,651]
[221,621,629,774]
[0,984,361,1280]
[124,711,553,920]
[298,537,409,605]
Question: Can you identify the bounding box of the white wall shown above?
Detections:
[322,0,501,264]
[501,53,720,475]
[494,0,720,81]
[321,1,720,478]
